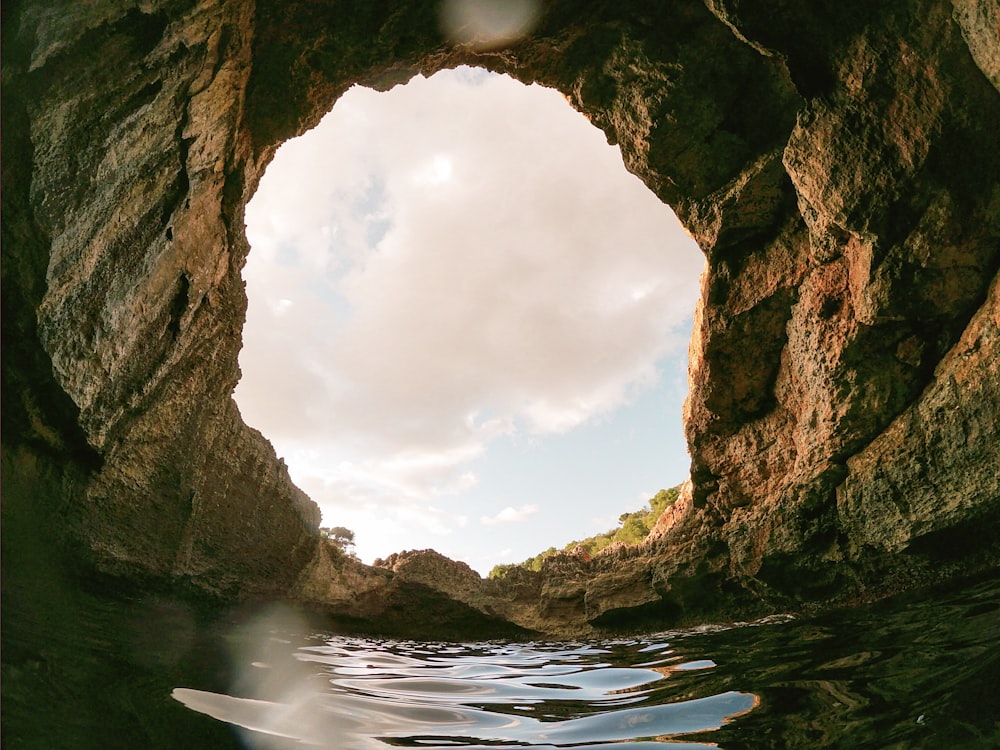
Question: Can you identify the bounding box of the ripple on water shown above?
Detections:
[174,624,758,749]
[173,576,1000,748]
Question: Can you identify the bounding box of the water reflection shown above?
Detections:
[174,608,758,748]
[173,575,1000,749]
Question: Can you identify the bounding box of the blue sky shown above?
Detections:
[235,68,703,574]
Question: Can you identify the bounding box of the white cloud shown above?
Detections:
[235,68,703,566]
[480,504,540,526]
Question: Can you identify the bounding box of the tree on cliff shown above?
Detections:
[319,526,356,552]
[489,485,680,578]
[650,487,680,514]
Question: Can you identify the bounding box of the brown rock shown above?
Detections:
[375,549,482,602]
[3,0,998,642]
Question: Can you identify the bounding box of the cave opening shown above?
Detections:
[235,66,704,575]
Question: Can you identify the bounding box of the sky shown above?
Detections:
[235,67,705,575]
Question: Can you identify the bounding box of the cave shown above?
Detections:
[3,0,999,718]
[235,66,703,573]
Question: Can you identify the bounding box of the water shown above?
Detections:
[176,632,759,748]
[172,575,1000,749]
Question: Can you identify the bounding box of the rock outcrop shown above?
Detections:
[3,0,998,641]
[374,549,483,602]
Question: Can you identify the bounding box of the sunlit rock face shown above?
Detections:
[2,0,998,634]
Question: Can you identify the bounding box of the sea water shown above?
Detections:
[173,574,1000,749]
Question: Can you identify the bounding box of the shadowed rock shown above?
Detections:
[3,0,999,645]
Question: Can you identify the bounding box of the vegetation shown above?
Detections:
[320,525,356,555]
[488,486,680,579]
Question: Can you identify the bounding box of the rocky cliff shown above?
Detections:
[3,0,998,639]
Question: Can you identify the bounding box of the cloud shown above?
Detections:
[480,504,540,526]
[234,68,703,564]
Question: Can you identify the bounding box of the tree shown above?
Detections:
[614,515,651,545]
[483,483,684,578]
[488,563,518,580]
[650,487,680,515]
[319,526,356,551]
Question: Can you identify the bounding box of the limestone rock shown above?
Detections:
[3,0,999,639]
[374,549,483,602]
[646,480,693,542]
[838,271,1000,555]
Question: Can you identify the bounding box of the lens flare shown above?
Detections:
[440,0,541,50]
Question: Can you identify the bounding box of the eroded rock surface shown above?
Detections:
[3,0,999,641]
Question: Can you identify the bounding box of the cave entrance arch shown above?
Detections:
[5,0,995,650]
[236,67,704,573]
[2,0,804,602]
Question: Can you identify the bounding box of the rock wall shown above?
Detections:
[3,0,998,636]
[3,0,320,598]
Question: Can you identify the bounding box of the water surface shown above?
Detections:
[174,574,1000,749]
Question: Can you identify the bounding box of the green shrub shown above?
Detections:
[487,484,681,579]
[650,487,680,515]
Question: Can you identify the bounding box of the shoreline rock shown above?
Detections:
[3,0,998,642]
